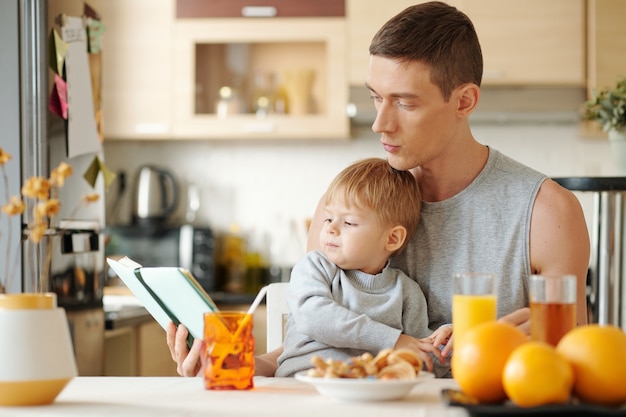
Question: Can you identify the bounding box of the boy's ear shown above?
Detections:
[385,225,407,252]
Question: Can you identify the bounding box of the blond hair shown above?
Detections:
[324,158,421,253]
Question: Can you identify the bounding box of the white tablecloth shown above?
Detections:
[0,376,468,417]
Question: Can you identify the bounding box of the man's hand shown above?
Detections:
[166,322,202,377]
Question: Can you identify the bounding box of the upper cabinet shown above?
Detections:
[347,0,585,87]
[93,0,174,139]
[459,0,585,86]
[175,0,344,18]
[172,0,348,140]
[586,0,626,94]
[98,0,348,141]
[171,17,348,140]
[95,0,618,140]
[346,0,418,86]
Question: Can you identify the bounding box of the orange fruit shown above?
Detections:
[503,341,573,407]
[452,321,528,403]
[556,324,626,406]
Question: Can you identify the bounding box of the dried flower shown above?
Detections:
[83,193,100,203]
[0,148,11,165]
[0,146,99,293]
[21,177,52,200]
[2,196,25,216]
[50,162,73,187]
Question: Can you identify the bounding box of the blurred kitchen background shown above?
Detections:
[1,0,624,376]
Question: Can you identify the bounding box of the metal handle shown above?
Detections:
[241,6,277,17]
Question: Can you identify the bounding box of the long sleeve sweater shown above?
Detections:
[275,250,431,377]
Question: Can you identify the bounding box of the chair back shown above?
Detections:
[265,282,289,352]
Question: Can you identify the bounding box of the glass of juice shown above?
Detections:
[529,274,576,346]
[452,272,497,350]
[203,311,255,390]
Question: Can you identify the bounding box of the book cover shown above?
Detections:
[106,257,219,341]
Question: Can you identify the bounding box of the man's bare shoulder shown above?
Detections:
[530,178,589,274]
[535,178,582,210]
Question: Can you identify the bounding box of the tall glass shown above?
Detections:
[452,273,497,350]
[529,274,576,346]
[203,312,255,390]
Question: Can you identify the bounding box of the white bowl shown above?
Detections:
[295,371,435,401]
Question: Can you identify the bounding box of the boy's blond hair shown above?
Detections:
[324,158,421,253]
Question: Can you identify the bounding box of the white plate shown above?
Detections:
[294,370,435,401]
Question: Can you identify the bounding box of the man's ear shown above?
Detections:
[455,83,480,117]
[385,225,407,252]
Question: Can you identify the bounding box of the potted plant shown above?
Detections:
[583,77,626,173]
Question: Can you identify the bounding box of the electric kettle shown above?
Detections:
[131,165,179,224]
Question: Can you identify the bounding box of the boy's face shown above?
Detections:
[319,195,395,275]
[366,55,465,172]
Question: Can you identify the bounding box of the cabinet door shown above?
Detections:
[67,309,105,376]
[587,0,626,94]
[91,0,174,139]
[172,18,349,139]
[176,0,345,18]
[460,0,585,86]
[137,320,179,376]
[346,0,422,86]
[348,0,585,87]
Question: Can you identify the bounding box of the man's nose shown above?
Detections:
[371,102,394,133]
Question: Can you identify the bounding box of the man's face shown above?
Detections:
[366,56,463,172]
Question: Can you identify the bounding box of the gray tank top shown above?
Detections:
[390,147,547,330]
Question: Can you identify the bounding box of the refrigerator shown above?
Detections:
[0,0,107,375]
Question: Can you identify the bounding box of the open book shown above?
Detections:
[106,256,219,343]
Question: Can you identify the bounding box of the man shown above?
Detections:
[167,1,590,377]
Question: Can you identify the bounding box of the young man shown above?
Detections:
[167,1,590,377]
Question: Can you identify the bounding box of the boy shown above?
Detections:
[276,158,450,377]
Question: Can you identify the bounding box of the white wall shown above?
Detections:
[103,122,613,265]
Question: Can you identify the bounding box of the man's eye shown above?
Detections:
[344,221,355,227]
[323,218,332,224]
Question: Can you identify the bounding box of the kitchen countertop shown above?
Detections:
[103,289,260,330]
[2,376,467,417]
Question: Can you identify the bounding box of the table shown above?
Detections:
[553,177,626,328]
[0,377,467,417]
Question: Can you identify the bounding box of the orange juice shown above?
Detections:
[453,294,497,349]
[203,312,255,390]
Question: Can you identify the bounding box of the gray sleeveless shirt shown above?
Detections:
[389,147,547,331]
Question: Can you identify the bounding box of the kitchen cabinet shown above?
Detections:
[91,0,174,139]
[176,0,344,18]
[586,0,626,94]
[104,318,178,376]
[67,309,105,376]
[95,0,348,140]
[459,0,585,86]
[346,0,419,86]
[104,306,267,376]
[347,0,585,87]
[581,0,626,137]
[171,18,349,140]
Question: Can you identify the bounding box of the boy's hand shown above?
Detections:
[394,333,445,371]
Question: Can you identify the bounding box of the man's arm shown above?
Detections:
[529,179,591,326]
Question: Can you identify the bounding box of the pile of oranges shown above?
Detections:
[451,322,626,408]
